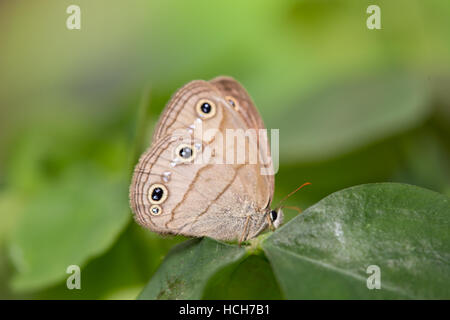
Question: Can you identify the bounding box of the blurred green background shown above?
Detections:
[0,0,449,299]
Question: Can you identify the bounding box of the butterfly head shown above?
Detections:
[268,208,284,229]
[267,182,311,231]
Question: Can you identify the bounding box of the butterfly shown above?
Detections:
[130,76,297,243]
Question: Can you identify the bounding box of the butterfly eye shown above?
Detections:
[148,183,168,205]
[196,99,216,119]
[150,204,162,216]
[225,96,239,111]
[270,210,278,222]
[175,144,196,163]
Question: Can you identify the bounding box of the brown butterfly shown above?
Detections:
[130,76,285,243]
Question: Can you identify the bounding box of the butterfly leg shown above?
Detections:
[238,216,251,247]
[267,214,275,232]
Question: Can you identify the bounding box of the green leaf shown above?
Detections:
[276,134,405,222]
[263,183,450,299]
[35,223,182,300]
[393,128,450,195]
[138,183,449,300]
[275,73,430,163]
[202,254,283,299]
[9,165,130,292]
[138,238,246,300]
[35,224,142,300]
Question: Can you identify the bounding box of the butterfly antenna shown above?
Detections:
[275,182,311,210]
[282,206,303,214]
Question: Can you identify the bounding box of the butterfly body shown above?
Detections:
[130,76,282,242]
